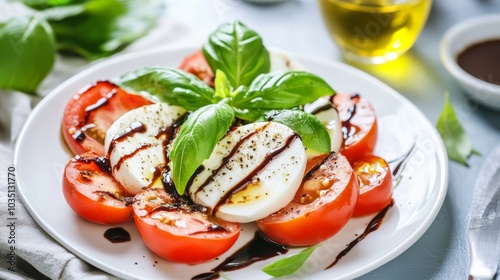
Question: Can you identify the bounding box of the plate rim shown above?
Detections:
[13,45,449,280]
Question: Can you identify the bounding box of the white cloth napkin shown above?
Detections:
[0,12,202,280]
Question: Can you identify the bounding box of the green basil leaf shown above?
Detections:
[0,15,55,94]
[232,107,267,122]
[214,69,231,99]
[170,103,235,195]
[202,21,270,88]
[268,110,331,153]
[436,92,479,166]
[47,0,162,60]
[231,71,334,110]
[117,67,217,111]
[18,0,85,10]
[40,5,87,21]
[262,246,318,277]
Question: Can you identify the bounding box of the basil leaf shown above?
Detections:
[0,15,55,94]
[436,92,479,166]
[202,21,270,88]
[170,103,235,195]
[233,107,267,122]
[262,246,318,277]
[19,0,85,10]
[214,69,231,99]
[268,110,331,154]
[40,5,87,21]
[118,67,217,111]
[232,71,334,110]
[47,0,162,60]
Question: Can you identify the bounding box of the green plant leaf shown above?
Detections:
[436,91,479,166]
[0,15,55,94]
[117,67,217,111]
[47,0,162,60]
[268,110,331,154]
[214,69,231,99]
[231,71,334,110]
[262,246,318,277]
[18,0,86,10]
[232,107,267,122]
[202,20,270,89]
[169,103,235,195]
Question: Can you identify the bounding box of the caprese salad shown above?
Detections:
[60,21,393,267]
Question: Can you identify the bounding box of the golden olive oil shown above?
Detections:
[319,0,432,63]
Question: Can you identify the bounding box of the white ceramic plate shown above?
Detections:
[14,46,448,280]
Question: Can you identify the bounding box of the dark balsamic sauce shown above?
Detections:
[457,39,500,85]
[104,227,131,243]
[191,231,288,280]
[325,200,394,269]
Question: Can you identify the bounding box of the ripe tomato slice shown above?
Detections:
[132,188,240,264]
[178,50,215,87]
[62,81,153,156]
[62,151,133,224]
[352,155,393,217]
[257,152,359,246]
[333,93,378,165]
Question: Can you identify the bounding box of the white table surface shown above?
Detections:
[162,0,500,279]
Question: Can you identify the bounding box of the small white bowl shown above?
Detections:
[440,14,500,111]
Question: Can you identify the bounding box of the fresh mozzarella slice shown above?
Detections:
[270,49,304,72]
[104,103,186,195]
[304,97,343,156]
[188,122,307,223]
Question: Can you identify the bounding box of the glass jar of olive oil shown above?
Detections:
[319,0,432,64]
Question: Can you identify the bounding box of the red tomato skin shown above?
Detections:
[179,50,215,87]
[133,188,240,264]
[333,93,378,165]
[62,81,152,156]
[352,155,393,217]
[62,152,133,224]
[257,153,359,247]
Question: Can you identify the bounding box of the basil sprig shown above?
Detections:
[436,91,479,166]
[118,21,335,195]
[203,21,270,89]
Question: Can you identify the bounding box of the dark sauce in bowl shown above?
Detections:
[457,39,500,85]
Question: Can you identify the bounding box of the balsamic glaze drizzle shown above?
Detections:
[340,93,361,145]
[190,200,393,279]
[325,200,394,269]
[388,140,417,186]
[191,231,288,280]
